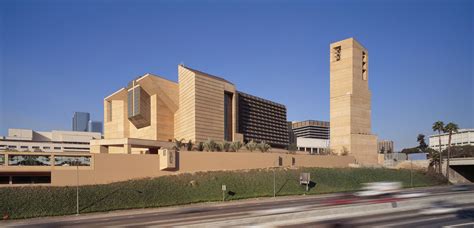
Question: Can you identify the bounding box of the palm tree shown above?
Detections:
[416,134,428,151]
[173,138,185,151]
[444,122,459,181]
[432,121,444,174]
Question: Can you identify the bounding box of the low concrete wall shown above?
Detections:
[52,152,355,186]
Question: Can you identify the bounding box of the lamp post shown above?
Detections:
[76,159,80,216]
[410,159,413,188]
[273,166,276,198]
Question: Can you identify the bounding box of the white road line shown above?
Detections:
[113,211,248,227]
[444,222,474,228]
[378,214,456,227]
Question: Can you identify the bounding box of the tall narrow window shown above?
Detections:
[224,92,233,141]
[333,46,341,61]
[127,85,151,128]
[107,101,112,122]
[362,51,368,80]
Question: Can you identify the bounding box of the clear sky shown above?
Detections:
[0,0,472,150]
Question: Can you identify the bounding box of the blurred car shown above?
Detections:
[419,201,460,215]
[394,191,429,199]
[354,182,402,197]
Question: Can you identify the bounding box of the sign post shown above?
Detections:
[222,185,226,201]
[300,173,311,192]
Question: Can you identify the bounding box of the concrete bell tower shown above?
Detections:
[329,38,378,164]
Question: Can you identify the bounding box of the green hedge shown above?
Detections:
[0,167,445,219]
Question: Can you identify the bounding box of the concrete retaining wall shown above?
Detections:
[52,152,355,186]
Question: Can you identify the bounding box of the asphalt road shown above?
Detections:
[282,203,474,228]
[3,185,474,227]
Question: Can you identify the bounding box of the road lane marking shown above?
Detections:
[444,222,474,227]
[378,214,456,227]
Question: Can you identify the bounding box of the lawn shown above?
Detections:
[0,167,445,219]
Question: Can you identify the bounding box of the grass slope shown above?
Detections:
[0,167,445,219]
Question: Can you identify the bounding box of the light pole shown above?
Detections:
[410,159,413,188]
[76,159,80,215]
[273,166,276,198]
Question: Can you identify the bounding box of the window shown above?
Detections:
[20,146,28,149]
[107,101,112,122]
[32,146,40,149]
[43,147,50,149]
[8,145,17,149]
[54,156,91,166]
[362,51,368,80]
[54,147,61,150]
[9,155,51,166]
[333,46,341,61]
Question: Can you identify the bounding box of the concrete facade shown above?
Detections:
[329,38,378,164]
[296,137,329,154]
[429,129,474,151]
[0,128,101,153]
[378,140,394,153]
[93,64,292,154]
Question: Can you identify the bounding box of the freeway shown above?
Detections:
[2,185,474,227]
[282,203,474,227]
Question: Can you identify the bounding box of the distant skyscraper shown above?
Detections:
[88,120,103,134]
[73,112,90,132]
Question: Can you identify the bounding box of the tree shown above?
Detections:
[194,142,204,152]
[444,122,459,181]
[173,138,185,151]
[380,146,385,154]
[432,121,445,174]
[287,144,297,154]
[417,134,428,151]
[400,147,421,154]
[186,140,193,151]
[425,147,439,172]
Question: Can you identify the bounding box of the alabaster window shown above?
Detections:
[333,46,341,61]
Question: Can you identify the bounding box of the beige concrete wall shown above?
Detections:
[329,38,378,164]
[102,74,179,146]
[175,65,239,143]
[50,152,355,186]
[175,66,197,142]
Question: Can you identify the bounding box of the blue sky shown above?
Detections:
[0,0,472,150]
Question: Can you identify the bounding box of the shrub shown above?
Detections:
[222,141,231,152]
[203,139,218,152]
[230,141,243,152]
[0,167,445,219]
[186,140,193,151]
[193,142,204,152]
[245,140,258,152]
[257,142,271,152]
[287,144,297,153]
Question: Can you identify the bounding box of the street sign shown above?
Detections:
[300,173,310,185]
[300,173,311,191]
[222,185,226,191]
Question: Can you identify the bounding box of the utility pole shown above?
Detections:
[410,160,413,188]
[76,160,80,215]
[273,159,277,198]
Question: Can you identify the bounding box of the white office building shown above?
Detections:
[0,128,101,153]
[429,129,474,151]
[296,137,330,154]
